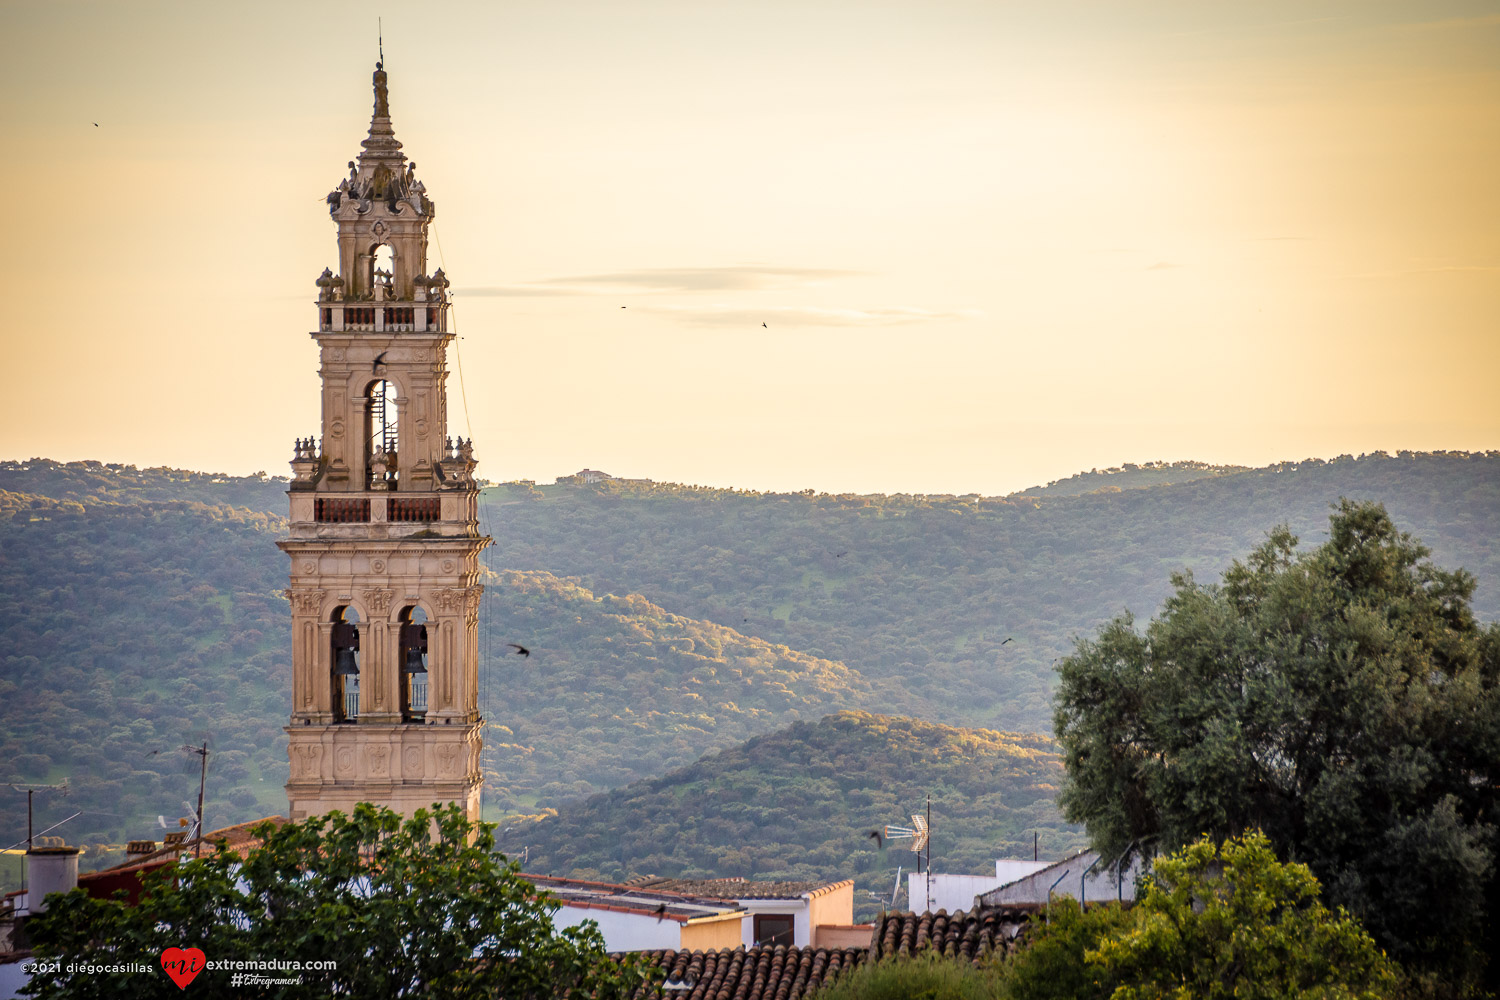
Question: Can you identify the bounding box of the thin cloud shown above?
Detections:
[648,304,980,328]
[463,265,862,298]
[454,286,573,298]
[1344,265,1500,278]
[1394,13,1500,31]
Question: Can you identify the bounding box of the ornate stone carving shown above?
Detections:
[288,589,327,616]
[363,589,394,615]
[436,743,462,777]
[291,743,323,778]
[403,746,424,778]
[368,745,390,777]
[435,588,464,612]
[335,746,356,777]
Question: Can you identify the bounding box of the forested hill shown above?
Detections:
[483,451,1499,734]
[513,711,1088,921]
[478,569,918,809]
[1015,459,1248,496]
[1,451,1494,877]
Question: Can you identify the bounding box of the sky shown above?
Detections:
[2,0,1496,496]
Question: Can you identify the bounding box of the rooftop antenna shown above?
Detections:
[881,796,933,911]
[9,780,69,852]
[179,740,210,857]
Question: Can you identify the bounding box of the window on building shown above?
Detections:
[753,914,795,946]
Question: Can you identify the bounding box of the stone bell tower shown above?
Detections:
[280,62,489,823]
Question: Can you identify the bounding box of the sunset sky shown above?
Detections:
[3,0,1496,496]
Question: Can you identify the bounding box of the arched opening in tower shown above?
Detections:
[399,605,429,721]
[331,606,361,723]
[366,379,399,489]
[373,244,395,297]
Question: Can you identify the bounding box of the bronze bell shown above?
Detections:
[403,647,427,674]
[333,647,359,676]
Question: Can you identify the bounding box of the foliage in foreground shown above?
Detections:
[1053,499,1500,988]
[22,803,653,999]
[811,952,1001,1000]
[1089,832,1394,1000]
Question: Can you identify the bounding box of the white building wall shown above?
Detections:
[551,906,682,952]
[995,860,1051,883]
[906,873,1010,914]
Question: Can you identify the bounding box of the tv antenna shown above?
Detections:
[8,780,69,851]
[179,740,210,857]
[882,795,933,911]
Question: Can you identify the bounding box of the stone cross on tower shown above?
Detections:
[280,63,490,824]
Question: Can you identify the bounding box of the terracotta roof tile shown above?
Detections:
[628,877,852,900]
[522,874,744,923]
[627,945,867,1000]
[869,907,1035,963]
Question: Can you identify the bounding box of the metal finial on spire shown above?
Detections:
[379,18,384,65]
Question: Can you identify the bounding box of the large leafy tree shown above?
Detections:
[1053,500,1499,987]
[22,803,653,999]
[1089,832,1394,1000]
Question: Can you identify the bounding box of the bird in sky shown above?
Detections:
[93,122,99,127]
[620,305,626,309]
[506,643,530,657]
[1000,637,1014,645]
[867,829,884,848]
[762,322,768,328]
[653,903,668,922]
[372,351,388,370]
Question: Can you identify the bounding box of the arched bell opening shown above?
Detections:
[398,605,429,722]
[364,379,399,490]
[331,606,361,723]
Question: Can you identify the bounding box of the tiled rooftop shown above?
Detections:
[625,877,852,900]
[628,945,866,1000]
[523,874,744,923]
[870,906,1035,963]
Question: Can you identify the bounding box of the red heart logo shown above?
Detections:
[160,947,206,989]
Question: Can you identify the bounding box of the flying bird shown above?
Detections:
[762,322,767,328]
[372,351,388,370]
[1000,637,1014,645]
[93,122,99,127]
[653,903,668,922]
[506,643,530,657]
[867,829,884,848]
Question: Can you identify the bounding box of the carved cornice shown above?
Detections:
[287,589,327,616]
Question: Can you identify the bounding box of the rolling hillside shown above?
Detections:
[513,711,1089,921]
[1,451,1494,883]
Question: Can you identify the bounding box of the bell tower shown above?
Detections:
[280,62,489,823]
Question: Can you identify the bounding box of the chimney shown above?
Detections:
[26,838,80,912]
[126,840,158,861]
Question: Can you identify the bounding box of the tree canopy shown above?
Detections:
[22,803,653,999]
[1053,500,1500,988]
[1090,832,1394,1000]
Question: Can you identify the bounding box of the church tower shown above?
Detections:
[280,63,489,823]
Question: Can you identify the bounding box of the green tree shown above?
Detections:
[810,952,1000,1000]
[995,898,1132,1000]
[1053,500,1500,989]
[22,803,653,999]
[1088,832,1394,1000]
